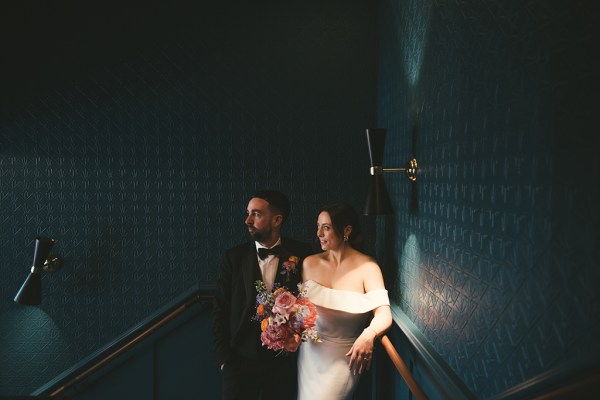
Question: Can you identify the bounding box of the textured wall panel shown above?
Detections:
[0,1,377,395]
[378,0,599,398]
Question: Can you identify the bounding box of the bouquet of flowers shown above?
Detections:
[254,280,320,354]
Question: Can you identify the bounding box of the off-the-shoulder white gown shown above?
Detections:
[297,280,390,400]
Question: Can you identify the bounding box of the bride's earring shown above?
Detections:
[343,226,352,245]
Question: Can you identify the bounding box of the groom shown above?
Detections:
[213,189,313,400]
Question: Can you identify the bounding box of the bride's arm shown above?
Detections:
[346,261,393,375]
[362,260,392,337]
[346,304,393,375]
[364,304,393,338]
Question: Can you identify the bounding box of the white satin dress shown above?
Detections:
[297,280,390,400]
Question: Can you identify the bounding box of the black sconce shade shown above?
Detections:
[14,236,58,305]
[14,272,42,305]
[365,174,394,215]
[364,128,394,215]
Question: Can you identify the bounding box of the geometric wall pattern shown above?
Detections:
[0,1,378,394]
[377,0,599,397]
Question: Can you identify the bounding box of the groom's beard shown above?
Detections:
[248,226,272,243]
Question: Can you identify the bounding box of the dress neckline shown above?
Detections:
[304,279,366,295]
[302,279,390,314]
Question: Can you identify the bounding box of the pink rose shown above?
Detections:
[272,291,297,317]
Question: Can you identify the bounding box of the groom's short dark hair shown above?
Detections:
[251,190,291,222]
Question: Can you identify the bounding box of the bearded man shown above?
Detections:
[213,190,313,400]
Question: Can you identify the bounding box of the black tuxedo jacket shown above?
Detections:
[213,237,313,366]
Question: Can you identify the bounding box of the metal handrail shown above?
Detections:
[380,334,428,400]
[36,287,214,398]
[36,289,424,399]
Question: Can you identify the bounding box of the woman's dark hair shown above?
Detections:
[318,201,364,250]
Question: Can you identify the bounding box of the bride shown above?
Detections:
[297,202,392,400]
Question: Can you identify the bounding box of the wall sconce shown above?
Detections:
[14,236,62,305]
[364,128,418,215]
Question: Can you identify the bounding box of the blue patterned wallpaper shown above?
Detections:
[2,1,598,397]
[0,1,378,395]
[377,0,599,398]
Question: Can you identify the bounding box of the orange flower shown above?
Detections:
[257,303,265,316]
[273,287,286,296]
[288,255,299,264]
[261,318,269,332]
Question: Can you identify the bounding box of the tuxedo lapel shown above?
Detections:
[242,243,260,307]
[273,248,287,288]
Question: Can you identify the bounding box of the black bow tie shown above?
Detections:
[258,245,281,260]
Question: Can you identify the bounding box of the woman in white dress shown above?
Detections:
[297,202,393,400]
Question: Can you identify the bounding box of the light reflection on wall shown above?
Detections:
[0,305,72,395]
[399,233,421,317]
[391,0,432,322]
[395,0,432,88]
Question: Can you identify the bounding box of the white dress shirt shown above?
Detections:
[255,239,281,291]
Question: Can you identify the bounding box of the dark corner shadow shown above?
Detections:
[382,215,400,301]
[0,397,42,399]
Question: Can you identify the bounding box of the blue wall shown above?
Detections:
[2,0,599,398]
[30,288,220,400]
[0,1,378,395]
[377,0,599,398]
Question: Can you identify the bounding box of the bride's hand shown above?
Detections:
[346,329,377,375]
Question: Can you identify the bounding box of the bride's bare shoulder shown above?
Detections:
[303,252,326,267]
[303,252,326,281]
[352,251,380,270]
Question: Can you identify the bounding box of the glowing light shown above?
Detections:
[395,0,432,87]
[0,305,72,389]
[399,233,421,310]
